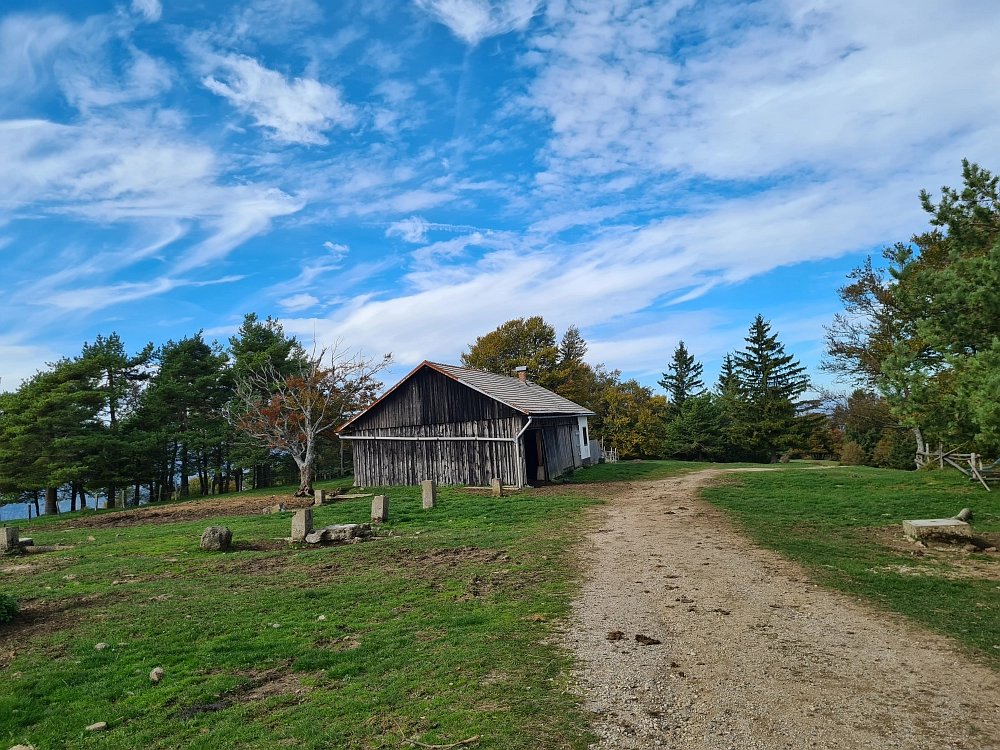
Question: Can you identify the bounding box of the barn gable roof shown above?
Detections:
[339,360,594,433]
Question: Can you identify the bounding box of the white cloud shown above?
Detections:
[414,0,542,45]
[279,292,320,311]
[386,215,431,243]
[131,0,162,23]
[202,54,356,145]
[0,341,59,393]
[527,0,1000,188]
[0,14,73,96]
[323,241,349,258]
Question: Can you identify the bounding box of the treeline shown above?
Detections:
[461,314,827,463]
[823,160,1000,465]
[0,315,347,514]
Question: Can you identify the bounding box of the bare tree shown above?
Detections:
[228,344,391,496]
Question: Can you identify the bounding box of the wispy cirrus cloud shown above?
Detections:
[201,53,357,145]
[414,0,542,45]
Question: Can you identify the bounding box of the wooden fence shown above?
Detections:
[915,445,998,491]
[600,441,619,464]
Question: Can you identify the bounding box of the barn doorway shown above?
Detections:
[523,429,548,485]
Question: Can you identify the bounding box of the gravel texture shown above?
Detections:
[564,469,1000,749]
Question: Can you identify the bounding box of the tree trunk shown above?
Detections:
[79,488,88,510]
[180,444,189,498]
[33,491,40,517]
[134,482,141,507]
[295,461,312,497]
[69,484,77,512]
[107,483,116,509]
[45,487,58,515]
[913,427,925,456]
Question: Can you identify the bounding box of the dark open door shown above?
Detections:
[523,429,547,485]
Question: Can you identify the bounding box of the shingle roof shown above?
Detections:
[338,361,594,433]
[427,362,595,416]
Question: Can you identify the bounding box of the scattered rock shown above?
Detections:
[200,526,232,552]
[87,536,96,541]
[317,615,327,621]
[85,722,107,731]
[607,631,624,641]
[635,634,661,645]
[94,643,109,651]
[262,504,287,515]
[8,744,36,750]
[149,667,165,683]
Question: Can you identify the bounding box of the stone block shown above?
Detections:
[262,503,286,515]
[0,527,19,556]
[903,518,973,540]
[305,523,373,544]
[422,480,436,509]
[200,526,232,551]
[291,508,313,542]
[372,495,389,523]
[314,490,326,506]
[491,478,502,498]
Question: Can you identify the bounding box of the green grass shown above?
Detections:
[0,484,602,749]
[700,465,1000,661]
[7,478,359,530]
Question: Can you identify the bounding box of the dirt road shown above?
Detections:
[564,470,1000,749]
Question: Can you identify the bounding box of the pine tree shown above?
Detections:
[558,326,587,364]
[658,341,705,408]
[726,316,810,462]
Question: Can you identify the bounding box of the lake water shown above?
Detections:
[0,498,146,522]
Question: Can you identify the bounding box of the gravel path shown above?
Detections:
[564,469,1000,749]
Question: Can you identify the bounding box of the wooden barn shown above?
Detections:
[338,361,597,488]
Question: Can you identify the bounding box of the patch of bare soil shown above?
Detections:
[869,526,1000,582]
[39,493,319,531]
[176,666,317,719]
[0,593,104,658]
[564,469,1000,749]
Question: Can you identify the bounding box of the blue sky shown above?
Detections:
[2,0,999,392]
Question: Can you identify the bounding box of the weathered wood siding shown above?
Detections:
[353,438,521,487]
[536,417,582,479]
[348,367,526,486]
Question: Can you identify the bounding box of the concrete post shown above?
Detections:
[372,495,389,523]
[421,480,436,509]
[292,508,313,542]
[313,489,326,507]
[0,527,19,556]
[491,478,502,498]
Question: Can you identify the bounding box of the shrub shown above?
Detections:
[0,593,18,623]
[839,441,868,466]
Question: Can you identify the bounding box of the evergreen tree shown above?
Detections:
[662,393,723,461]
[227,314,306,489]
[658,341,705,408]
[726,316,810,462]
[558,326,587,364]
[0,359,103,513]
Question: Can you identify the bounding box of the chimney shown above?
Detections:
[515,366,528,383]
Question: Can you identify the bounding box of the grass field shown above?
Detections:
[4,460,998,747]
[698,465,1000,662]
[0,462,693,750]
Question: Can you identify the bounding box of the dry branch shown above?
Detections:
[400,735,481,749]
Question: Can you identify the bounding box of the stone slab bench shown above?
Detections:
[304,523,373,545]
[903,518,972,540]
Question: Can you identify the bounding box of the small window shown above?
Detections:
[582,427,588,445]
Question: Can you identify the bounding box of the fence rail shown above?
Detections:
[916,445,997,491]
